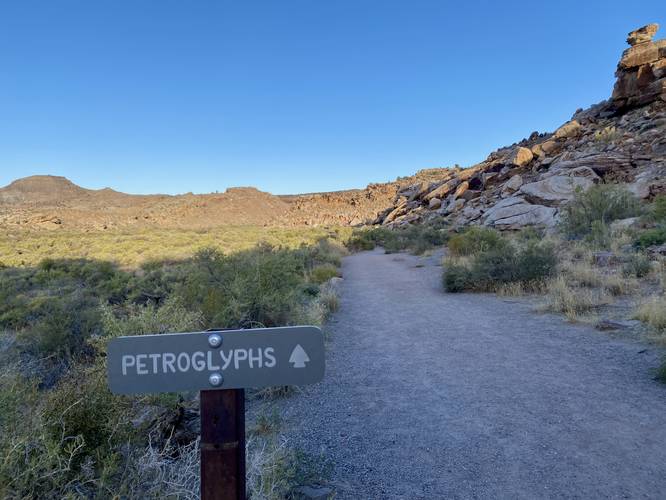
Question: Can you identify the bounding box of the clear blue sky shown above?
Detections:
[0,1,663,195]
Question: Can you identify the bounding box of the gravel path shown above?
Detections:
[277,249,666,499]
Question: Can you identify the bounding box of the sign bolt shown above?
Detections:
[209,373,223,387]
[208,333,222,348]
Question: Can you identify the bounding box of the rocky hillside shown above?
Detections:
[374,24,666,229]
[0,170,452,231]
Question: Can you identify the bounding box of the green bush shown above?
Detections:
[101,296,204,339]
[559,184,641,239]
[442,264,473,292]
[346,233,376,251]
[310,264,340,284]
[622,254,652,278]
[634,227,666,249]
[643,195,666,223]
[179,245,310,328]
[347,223,448,255]
[447,226,507,257]
[444,241,557,293]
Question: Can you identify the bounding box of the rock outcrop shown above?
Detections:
[612,23,666,111]
[373,24,666,230]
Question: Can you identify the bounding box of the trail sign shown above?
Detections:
[107,326,325,395]
[106,325,326,500]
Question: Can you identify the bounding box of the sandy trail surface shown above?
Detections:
[274,249,666,499]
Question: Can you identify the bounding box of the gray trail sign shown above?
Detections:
[107,326,325,395]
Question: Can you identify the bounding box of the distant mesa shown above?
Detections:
[0,175,91,205]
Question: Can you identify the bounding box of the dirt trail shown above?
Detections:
[277,249,666,499]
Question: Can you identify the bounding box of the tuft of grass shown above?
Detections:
[251,410,283,437]
[540,276,610,321]
[634,296,666,339]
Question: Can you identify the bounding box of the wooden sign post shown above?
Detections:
[106,326,325,499]
[200,389,246,500]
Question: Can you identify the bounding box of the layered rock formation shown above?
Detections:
[612,24,666,110]
[374,24,666,230]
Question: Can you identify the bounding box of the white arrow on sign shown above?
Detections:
[289,344,310,368]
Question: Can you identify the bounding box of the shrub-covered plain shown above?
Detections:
[0,230,346,498]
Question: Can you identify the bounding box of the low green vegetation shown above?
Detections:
[634,227,666,249]
[0,234,346,498]
[443,227,557,292]
[559,184,642,246]
[0,225,352,267]
[447,226,507,257]
[347,221,449,254]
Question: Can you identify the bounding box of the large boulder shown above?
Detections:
[553,120,582,139]
[627,24,659,46]
[519,175,595,205]
[501,174,523,196]
[628,167,666,199]
[423,178,461,201]
[482,197,558,229]
[547,153,632,177]
[508,147,534,166]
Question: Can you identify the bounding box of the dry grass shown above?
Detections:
[495,280,548,297]
[559,259,635,297]
[634,296,666,342]
[540,276,611,321]
[130,432,305,500]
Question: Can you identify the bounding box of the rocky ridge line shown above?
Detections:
[374,24,666,230]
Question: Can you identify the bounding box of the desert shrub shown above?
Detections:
[444,240,557,292]
[642,195,666,223]
[348,223,448,255]
[442,263,473,292]
[634,227,666,249]
[559,185,641,239]
[318,282,340,314]
[447,226,507,257]
[42,365,134,467]
[101,296,205,339]
[593,125,620,143]
[179,245,308,328]
[622,254,653,278]
[310,264,339,284]
[308,238,347,267]
[587,220,612,248]
[346,233,376,251]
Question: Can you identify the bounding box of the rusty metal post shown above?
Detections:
[200,388,246,500]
